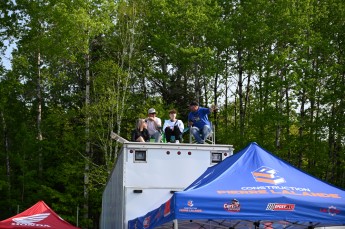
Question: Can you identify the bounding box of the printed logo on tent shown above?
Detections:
[266,203,295,211]
[163,199,171,217]
[143,216,151,228]
[224,199,241,212]
[179,200,203,213]
[252,166,286,185]
[154,207,161,221]
[12,213,50,227]
[187,200,193,207]
[320,206,340,216]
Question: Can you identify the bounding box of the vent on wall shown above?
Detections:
[134,150,147,162]
[211,152,222,163]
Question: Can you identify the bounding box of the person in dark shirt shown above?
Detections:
[131,118,150,142]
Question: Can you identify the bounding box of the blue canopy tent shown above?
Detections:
[128,142,345,229]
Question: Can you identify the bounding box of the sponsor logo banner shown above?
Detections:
[163,199,171,217]
[320,206,341,216]
[143,216,150,229]
[252,166,286,185]
[216,166,342,199]
[179,200,203,213]
[266,203,295,211]
[224,199,241,212]
[217,189,341,198]
[11,213,51,227]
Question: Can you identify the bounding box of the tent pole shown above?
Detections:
[173,219,178,229]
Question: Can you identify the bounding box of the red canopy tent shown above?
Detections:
[0,201,80,229]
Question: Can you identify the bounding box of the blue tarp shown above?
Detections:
[128,142,345,229]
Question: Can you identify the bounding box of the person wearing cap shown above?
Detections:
[188,101,216,144]
[145,108,162,142]
[162,109,184,143]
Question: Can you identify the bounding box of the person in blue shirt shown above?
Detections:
[188,101,216,144]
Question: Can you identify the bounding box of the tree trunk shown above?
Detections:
[224,49,230,129]
[213,51,221,127]
[237,49,245,139]
[244,72,251,132]
[194,62,201,102]
[325,103,335,181]
[285,79,291,159]
[275,72,284,149]
[1,112,11,198]
[37,51,43,178]
[84,53,90,226]
[298,88,306,168]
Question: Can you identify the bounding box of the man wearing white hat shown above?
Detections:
[145,108,162,142]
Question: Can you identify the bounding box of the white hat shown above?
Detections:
[148,108,156,114]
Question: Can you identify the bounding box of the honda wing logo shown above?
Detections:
[12,213,51,227]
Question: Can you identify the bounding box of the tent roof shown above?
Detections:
[128,142,345,229]
[0,201,80,229]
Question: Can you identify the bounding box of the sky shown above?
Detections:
[2,40,14,70]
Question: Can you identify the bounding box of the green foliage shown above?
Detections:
[1,0,345,227]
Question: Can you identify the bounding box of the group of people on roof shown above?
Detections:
[131,101,217,144]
